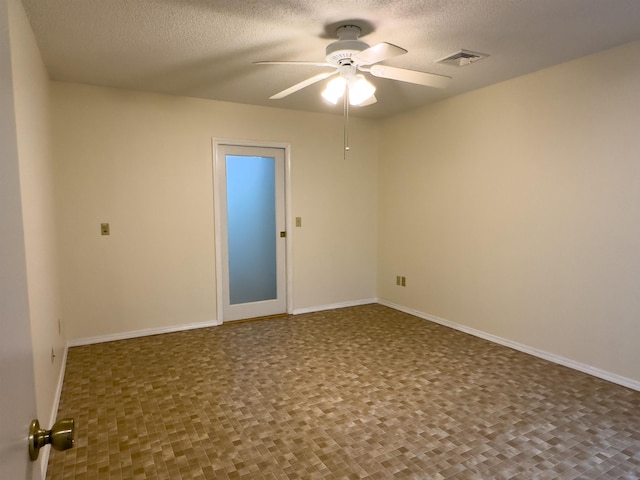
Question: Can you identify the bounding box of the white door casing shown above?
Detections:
[213,140,293,322]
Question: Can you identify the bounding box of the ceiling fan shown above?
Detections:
[255,23,452,107]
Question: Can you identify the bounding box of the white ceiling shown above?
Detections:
[21,0,640,119]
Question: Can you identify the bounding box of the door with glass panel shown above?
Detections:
[215,144,287,322]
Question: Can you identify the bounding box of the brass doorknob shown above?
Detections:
[28,418,75,461]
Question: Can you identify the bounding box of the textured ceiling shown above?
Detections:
[21,0,640,118]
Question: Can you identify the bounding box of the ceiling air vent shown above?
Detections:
[436,49,489,67]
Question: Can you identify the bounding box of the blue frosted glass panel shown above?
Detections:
[226,155,277,305]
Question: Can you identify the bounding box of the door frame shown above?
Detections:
[212,138,293,323]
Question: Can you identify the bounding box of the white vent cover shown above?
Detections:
[436,49,489,67]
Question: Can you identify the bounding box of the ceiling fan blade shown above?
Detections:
[369,64,451,88]
[255,61,332,67]
[269,71,337,99]
[353,43,407,66]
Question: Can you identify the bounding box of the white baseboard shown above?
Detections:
[377,299,640,392]
[67,300,379,346]
[68,299,380,347]
[67,319,221,347]
[64,299,640,390]
[292,298,378,315]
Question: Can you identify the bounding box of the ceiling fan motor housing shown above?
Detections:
[325,25,369,66]
[326,41,369,65]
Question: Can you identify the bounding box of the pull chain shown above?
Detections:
[343,88,350,160]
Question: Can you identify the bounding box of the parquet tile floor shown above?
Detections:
[47,304,640,479]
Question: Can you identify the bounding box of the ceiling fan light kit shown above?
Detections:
[321,69,376,106]
[256,23,451,105]
[256,22,452,153]
[348,75,376,105]
[321,76,346,104]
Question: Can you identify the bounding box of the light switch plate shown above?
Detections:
[101,223,110,235]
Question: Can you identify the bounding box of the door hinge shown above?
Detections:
[280,231,286,238]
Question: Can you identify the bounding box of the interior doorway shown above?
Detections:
[213,141,291,322]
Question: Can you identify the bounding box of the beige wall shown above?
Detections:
[51,84,379,340]
[10,0,639,392]
[9,0,65,441]
[379,40,640,382]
